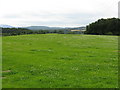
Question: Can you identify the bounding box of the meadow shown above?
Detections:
[2,34,118,88]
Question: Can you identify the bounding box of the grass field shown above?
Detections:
[0,36,2,89]
[2,34,118,88]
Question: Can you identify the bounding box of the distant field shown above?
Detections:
[2,34,118,88]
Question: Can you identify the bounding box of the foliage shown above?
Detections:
[86,18,120,35]
[2,28,67,36]
[2,28,33,36]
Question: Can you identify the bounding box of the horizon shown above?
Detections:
[0,24,86,28]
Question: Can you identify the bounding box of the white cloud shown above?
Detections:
[0,0,119,27]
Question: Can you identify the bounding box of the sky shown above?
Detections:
[0,0,119,27]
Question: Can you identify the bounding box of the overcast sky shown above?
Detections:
[0,0,119,27]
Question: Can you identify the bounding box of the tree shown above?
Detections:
[86,18,120,35]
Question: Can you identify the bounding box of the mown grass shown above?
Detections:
[2,34,118,88]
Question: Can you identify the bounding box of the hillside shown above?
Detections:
[0,24,86,31]
[0,24,14,28]
[25,26,63,30]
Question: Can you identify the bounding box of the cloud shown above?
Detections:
[0,0,119,27]
[2,14,23,19]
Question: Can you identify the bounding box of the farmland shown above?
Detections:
[2,34,118,88]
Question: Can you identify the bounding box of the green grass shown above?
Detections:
[0,36,2,89]
[2,34,118,88]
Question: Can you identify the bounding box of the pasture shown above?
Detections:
[2,34,118,88]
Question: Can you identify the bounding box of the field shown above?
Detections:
[2,34,118,88]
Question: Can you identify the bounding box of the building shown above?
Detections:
[64,29,86,34]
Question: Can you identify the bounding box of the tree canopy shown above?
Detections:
[85,18,120,35]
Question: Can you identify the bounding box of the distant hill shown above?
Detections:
[64,26,86,30]
[25,26,86,31]
[25,26,64,30]
[0,24,86,31]
[0,24,14,28]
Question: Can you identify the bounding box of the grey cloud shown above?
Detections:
[2,14,23,19]
[2,11,116,27]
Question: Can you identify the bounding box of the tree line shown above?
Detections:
[1,18,119,36]
[2,28,65,36]
[85,18,120,35]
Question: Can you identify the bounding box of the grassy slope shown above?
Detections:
[2,34,118,88]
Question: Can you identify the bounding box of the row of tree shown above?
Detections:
[2,28,65,36]
[2,28,33,36]
[85,18,120,35]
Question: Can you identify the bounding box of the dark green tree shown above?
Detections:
[86,18,120,35]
